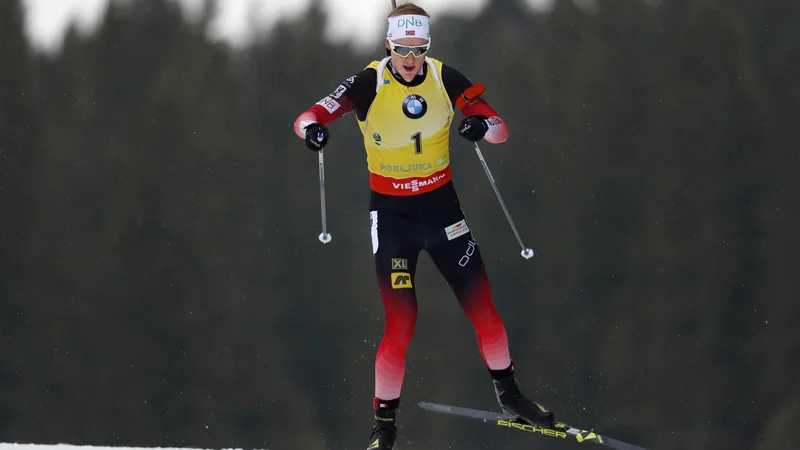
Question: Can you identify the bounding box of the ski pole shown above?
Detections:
[318,149,332,244]
[472,142,533,259]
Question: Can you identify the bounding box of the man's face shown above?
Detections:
[386,37,429,82]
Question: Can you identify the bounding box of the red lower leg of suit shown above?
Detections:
[373,266,510,401]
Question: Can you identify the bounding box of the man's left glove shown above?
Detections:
[457,115,489,142]
[304,122,330,151]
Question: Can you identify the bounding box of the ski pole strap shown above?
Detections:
[455,82,486,110]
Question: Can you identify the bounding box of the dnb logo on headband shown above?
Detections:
[387,14,431,40]
[396,17,426,28]
[402,94,427,119]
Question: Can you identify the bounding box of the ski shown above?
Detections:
[417,401,648,450]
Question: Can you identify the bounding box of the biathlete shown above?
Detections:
[293,4,555,449]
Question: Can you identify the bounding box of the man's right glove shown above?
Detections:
[304,122,330,151]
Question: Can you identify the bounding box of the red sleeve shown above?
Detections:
[460,98,509,144]
[293,69,376,139]
[293,98,355,139]
[441,64,509,144]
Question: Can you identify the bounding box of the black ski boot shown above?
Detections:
[490,362,555,428]
[366,397,398,450]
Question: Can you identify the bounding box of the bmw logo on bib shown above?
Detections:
[402,94,427,119]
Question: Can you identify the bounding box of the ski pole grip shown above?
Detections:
[455,82,486,110]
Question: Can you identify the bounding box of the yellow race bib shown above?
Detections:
[357,57,454,195]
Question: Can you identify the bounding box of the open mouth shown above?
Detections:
[403,64,415,71]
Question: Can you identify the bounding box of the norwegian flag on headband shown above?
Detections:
[405,30,415,36]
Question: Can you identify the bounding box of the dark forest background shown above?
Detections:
[1,0,798,449]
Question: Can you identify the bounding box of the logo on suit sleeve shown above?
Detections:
[317,96,340,113]
[402,94,427,119]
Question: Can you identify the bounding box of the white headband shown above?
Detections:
[387,14,431,42]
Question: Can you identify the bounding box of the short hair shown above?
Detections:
[388,2,431,18]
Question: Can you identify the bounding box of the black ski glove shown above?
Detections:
[457,115,489,142]
[304,122,330,151]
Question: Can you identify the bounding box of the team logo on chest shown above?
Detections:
[402,94,427,119]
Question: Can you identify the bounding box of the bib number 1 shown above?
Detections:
[411,132,422,154]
